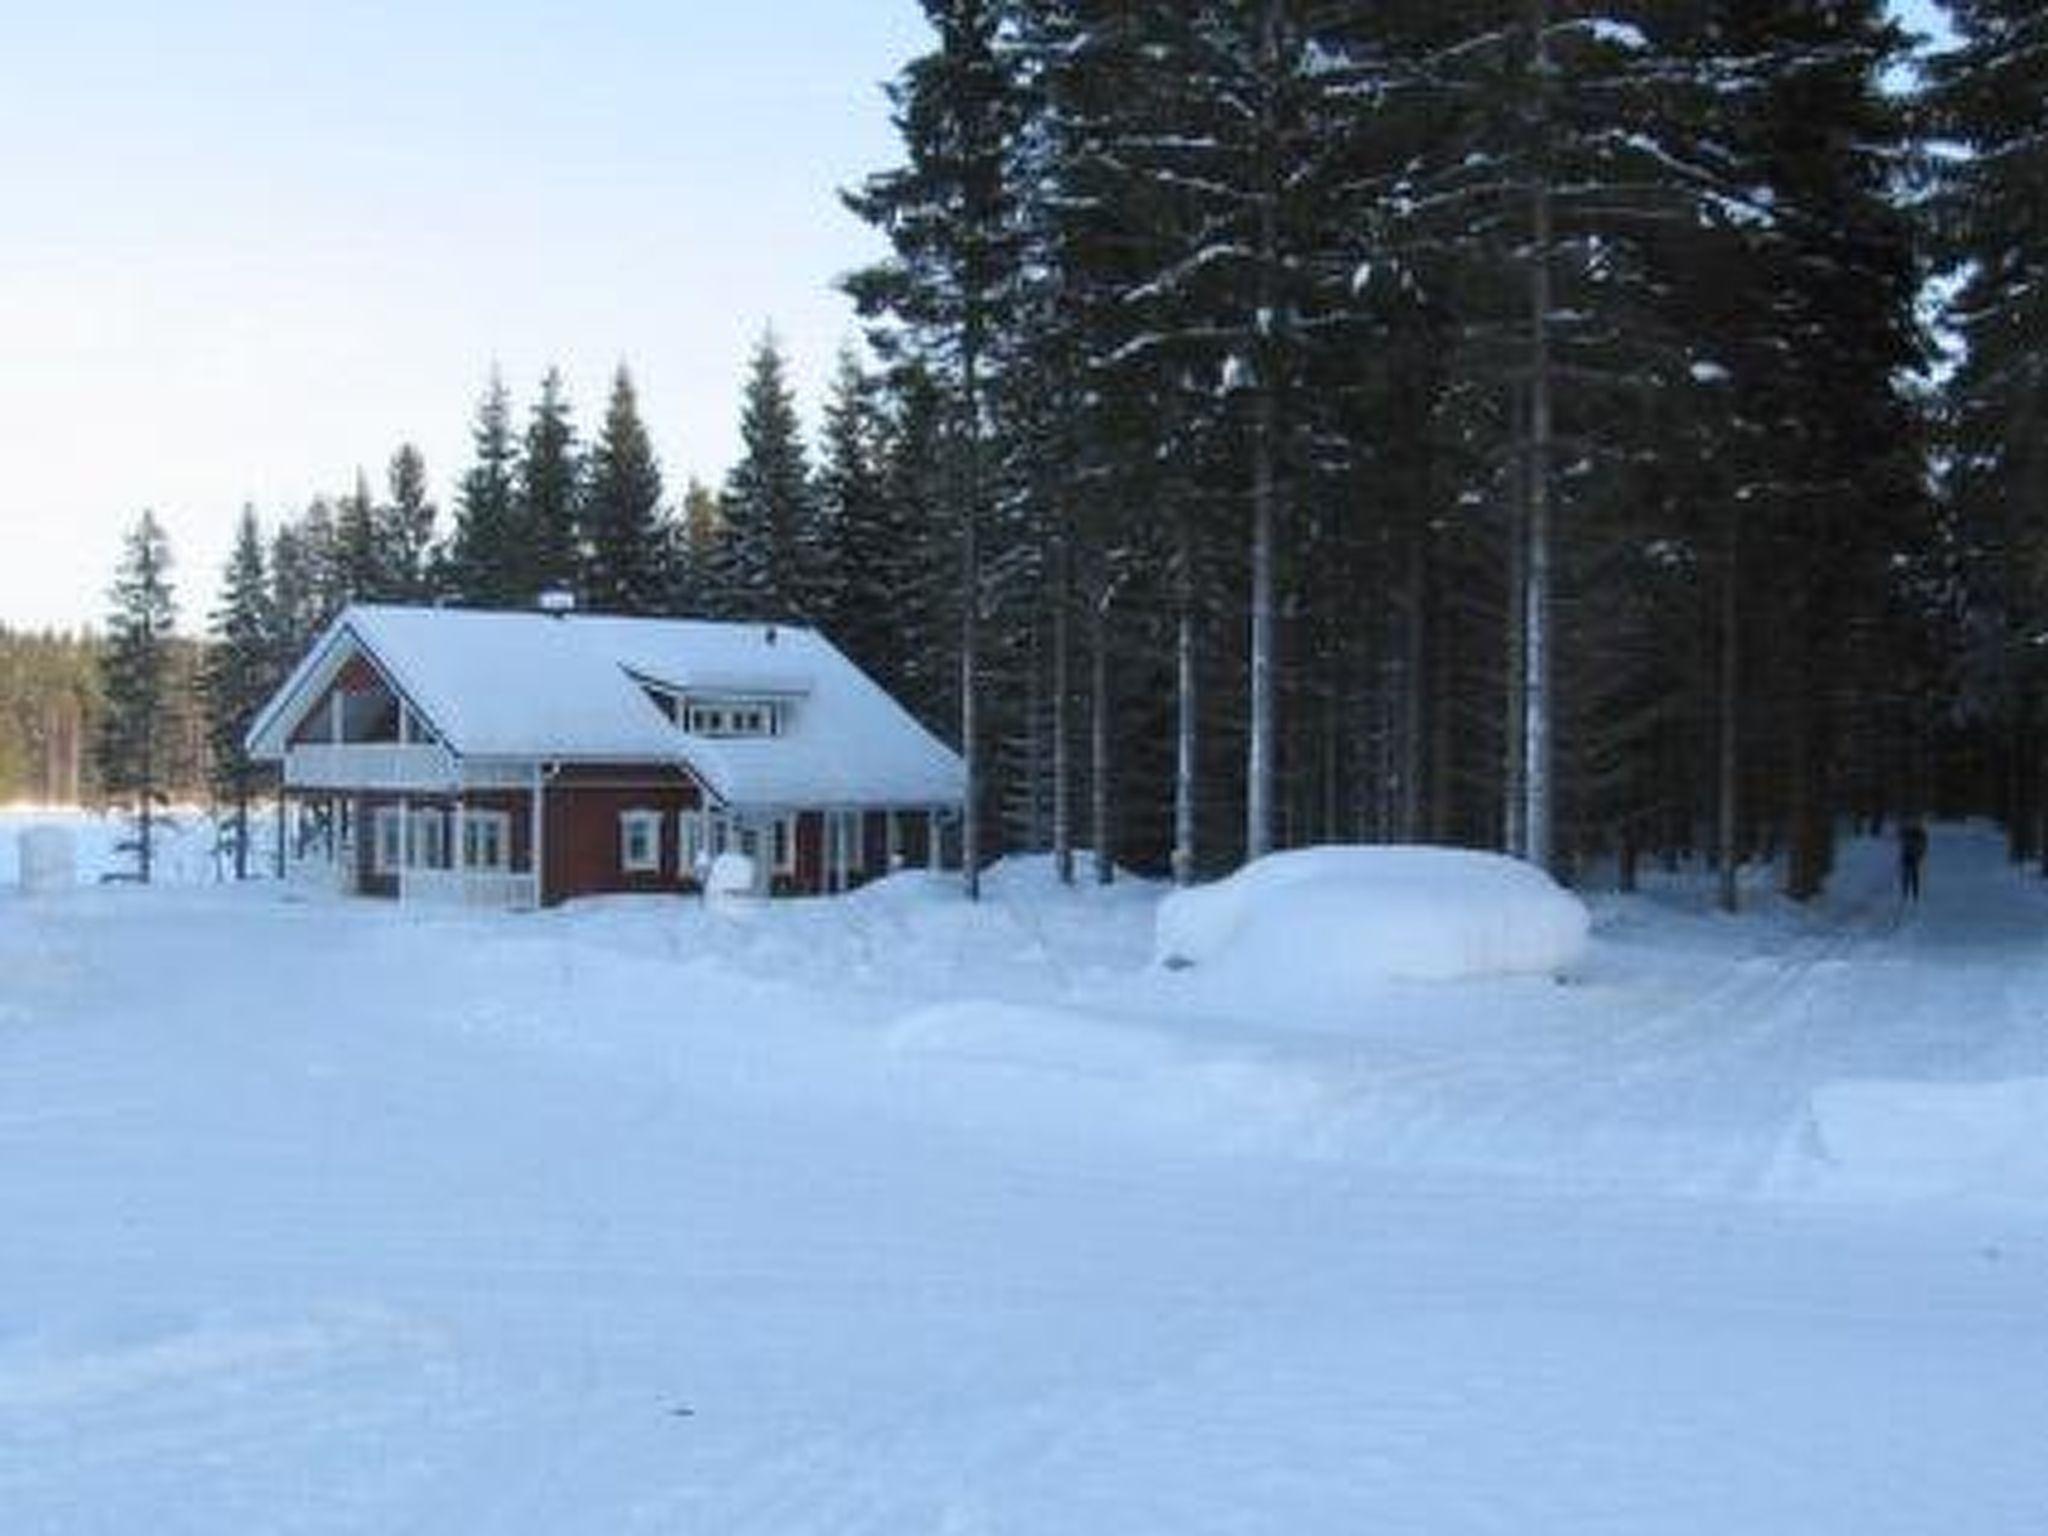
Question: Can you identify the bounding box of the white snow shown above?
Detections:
[1156,843,1589,984]
[1781,1078,2048,1205]
[3,815,2047,1531]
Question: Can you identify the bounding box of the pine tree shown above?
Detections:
[380,444,437,601]
[670,478,723,614]
[716,331,819,622]
[1931,0,2048,859]
[816,349,901,669]
[204,507,272,878]
[846,0,1030,899]
[333,468,385,602]
[519,368,583,600]
[97,512,178,883]
[580,365,670,615]
[443,372,523,607]
[268,520,323,665]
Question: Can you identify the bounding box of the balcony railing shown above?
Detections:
[285,743,458,792]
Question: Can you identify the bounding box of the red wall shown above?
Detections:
[542,765,702,904]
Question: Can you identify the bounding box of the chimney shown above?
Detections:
[538,589,576,618]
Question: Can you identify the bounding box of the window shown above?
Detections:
[463,811,511,871]
[679,809,729,877]
[771,815,797,876]
[411,809,448,871]
[619,809,663,874]
[371,806,450,872]
[681,698,782,737]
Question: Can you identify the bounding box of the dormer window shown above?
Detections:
[681,698,783,737]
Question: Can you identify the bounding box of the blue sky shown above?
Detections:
[0,2,1955,632]
[0,2,929,630]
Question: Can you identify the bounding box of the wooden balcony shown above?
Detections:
[284,743,458,792]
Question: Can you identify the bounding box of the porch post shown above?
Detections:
[928,809,941,873]
[452,796,466,890]
[887,810,901,871]
[530,764,547,907]
[399,794,412,897]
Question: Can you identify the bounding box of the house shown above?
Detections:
[245,602,965,907]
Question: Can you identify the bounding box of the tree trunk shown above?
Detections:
[1718,506,1741,914]
[1174,513,1197,885]
[960,342,983,902]
[1520,0,1556,873]
[1245,0,1282,866]
[1092,585,1113,886]
[1399,516,1427,842]
[1053,526,1074,885]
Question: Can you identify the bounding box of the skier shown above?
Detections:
[1899,820,1927,902]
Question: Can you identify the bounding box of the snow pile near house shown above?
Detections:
[15,825,76,893]
[1156,845,1589,987]
[1779,1077,2048,1206]
[0,808,222,887]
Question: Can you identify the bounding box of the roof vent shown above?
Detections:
[538,588,576,618]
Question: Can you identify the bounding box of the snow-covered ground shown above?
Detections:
[3,814,2045,1532]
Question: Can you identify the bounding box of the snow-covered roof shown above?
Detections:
[248,604,964,809]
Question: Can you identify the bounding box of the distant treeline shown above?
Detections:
[0,627,207,806]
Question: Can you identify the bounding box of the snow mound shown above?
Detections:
[1156,845,1589,985]
[705,851,758,905]
[16,826,76,894]
[1783,1078,2048,1205]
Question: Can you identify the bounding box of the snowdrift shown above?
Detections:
[1156,845,1589,985]
[15,825,76,894]
[1782,1077,2048,1205]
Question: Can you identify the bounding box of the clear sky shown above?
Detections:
[0,1,931,632]
[0,2,1955,634]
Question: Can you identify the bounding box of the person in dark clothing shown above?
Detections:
[1899,821,1927,901]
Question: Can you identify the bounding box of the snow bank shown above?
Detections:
[0,809,225,886]
[1783,1078,2048,1205]
[15,826,76,894]
[1157,845,1589,985]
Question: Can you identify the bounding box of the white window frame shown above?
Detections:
[619,809,663,874]
[681,698,783,738]
[463,810,512,871]
[411,808,448,871]
[836,809,866,875]
[771,814,797,876]
[680,808,726,879]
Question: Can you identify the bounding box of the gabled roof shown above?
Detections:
[247,604,964,809]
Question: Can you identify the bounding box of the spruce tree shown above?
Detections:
[580,365,670,615]
[380,444,437,601]
[443,372,522,607]
[816,349,900,668]
[97,512,179,883]
[716,331,819,622]
[333,468,385,602]
[519,368,583,600]
[204,507,272,878]
[1932,0,2048,857]
[846,0,1029,898]
[670,478,723,614]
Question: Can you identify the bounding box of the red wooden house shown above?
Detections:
[246,603,965,907]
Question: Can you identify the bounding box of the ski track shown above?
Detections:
[3,821,2046,1531]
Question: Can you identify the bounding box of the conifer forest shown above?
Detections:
[72,2,2048,904]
